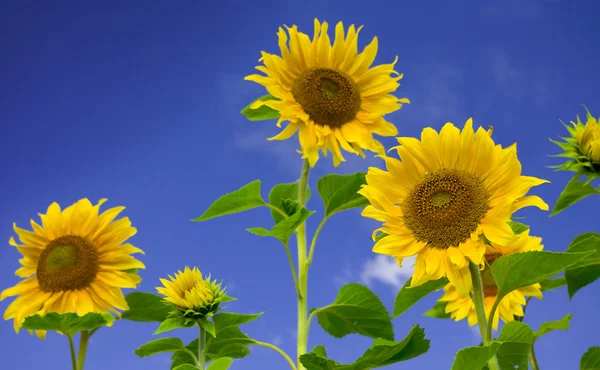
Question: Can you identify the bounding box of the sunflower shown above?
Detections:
[245,18,409,167]
[551,107,600,177]
[359,119,548,296]
[0,198,144,339]
[439,230,543,330]
[157,267,228,320]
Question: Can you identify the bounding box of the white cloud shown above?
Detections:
[333,259,354,287]
[360,255,415,290]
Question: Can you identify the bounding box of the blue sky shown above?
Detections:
[1,0,599,369]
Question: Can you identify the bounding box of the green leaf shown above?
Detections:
[494,321,534,369]
[565,233,600,298]
[374,232,389,242]
[534,313,572,339]
[207,357,234,370]
[539,276,567,292]
[201,319,217,338]
[122,292,171,322]
[317,173,369,217]
[451,343,502,370]
[508,221,529,235]
[423,301,451,319]
[312,283,393,340]
[155,317,195,335]
[173,365,198,370]
[268,183,311,224]
[247,206,314,245]
[240,94,281,121]
[212,312,263,333]
[551,177,600,216]
[135,337,186,358]
[581,347,600,370]
[299,325,429,369]
[192,180,265,221]
[207,326,256,360]
[393,277,448,318]
[21,313,110,336]
[491,250,594,299]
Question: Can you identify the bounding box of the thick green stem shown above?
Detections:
[76,330,90,370]
[198,325,207,370]
[529,343,540,370]
[68,335,77,370]
[468,261,500,370]
[296,160,310,370]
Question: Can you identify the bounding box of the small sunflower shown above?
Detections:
[359,119,548,296]
[245,18,409,167]
[156,267,229,321]
[0,198,145,339]
[439,230,543,330]
[551,107,600,178]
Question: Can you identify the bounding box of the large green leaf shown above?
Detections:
[581,347,600,370]
[240,94,281,121]
[565,233,600,298]
[393,277,448,318]
[154,317,196,335]
[551,177,600,216]
[539,276,567,292]
[192,180,265,221]
[423,301,452,319]
[122,292,172,322]
[299,325,429,369]
[311,283,393,340]
[21,313,110,336]
[247,205,314,245]
[135,337,187,358]
[212,312,263,334]
[207,357,234,370]
[494,321,534,369]
[268,183,311,224]
[317,173,369,217]
[491,251,593,298]
[451,343,502,370]
[534,313,572,339]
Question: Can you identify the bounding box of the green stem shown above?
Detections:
[264,202,289,219]
[296,160,310,370]
[285,242,302,300]
[76,330,90,370]
[67,335,77,370]
[468,261,500,370]
[255,341,298,370]
[529,343,540,370]
[198,325,207,370]
[307,217,328,266]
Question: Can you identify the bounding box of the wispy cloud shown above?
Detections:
[361,255,415,290]
[416,62,464,123]
[333,258,354,287]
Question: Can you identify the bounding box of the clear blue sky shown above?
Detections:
[1,1,599,369]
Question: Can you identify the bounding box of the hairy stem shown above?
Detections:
[296,160,310,370]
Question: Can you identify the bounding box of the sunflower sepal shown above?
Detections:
[240,94,281,122]
[21,312,113,337]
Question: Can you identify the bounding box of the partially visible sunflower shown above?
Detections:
[439,230,543,330]
[245,18,409,167]
[359,119,548,297]
[0,198,145,339]
[157,267,230,321]
[551,107,600,178]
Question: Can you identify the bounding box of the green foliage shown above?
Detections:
[122,292,172,322]
[154,317,195,335]
[551,176,600,216]
[539,276,567,292]
[423,301,452,319]
[317,173,369,217]
[299,325,430,369]
[565,233,600,298]
[311,283,394,340]
[247,205,314,245]
[581,347,600,370]
[491,250,593,299]
[508,221,529,235]
[534,313,572,340]
[200,318,217,337]
[240,94,281,121]
[393,277,448,318]
[172,365,198,370]
[451,343,502,370]
[212,312,263,333]
[193,180,265,221]
[268,182,311,223]
[21,313,111,336]
[135,337,187,358]
[207,357,234,370]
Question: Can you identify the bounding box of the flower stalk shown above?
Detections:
[296,160,310,370]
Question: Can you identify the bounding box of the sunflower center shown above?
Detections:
[402,168,490,249]
[292,67,361,128]
[37,235,99,292]
[480,252,501,296]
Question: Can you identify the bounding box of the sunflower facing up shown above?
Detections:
[245,19,409,167]
[439,230,544,330]
[0,198,145,338]
[359,119,548,297]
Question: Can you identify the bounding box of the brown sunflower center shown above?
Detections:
[292,67,361,128]
[37,235,99,292]
[402,168,490,249]
[480,252,502,297]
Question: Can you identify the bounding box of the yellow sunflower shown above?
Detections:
[439,230,543,330]
[552,107,600,176]
[359,119,548,297]
[0,198,144,339]
[245,18,409,167]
